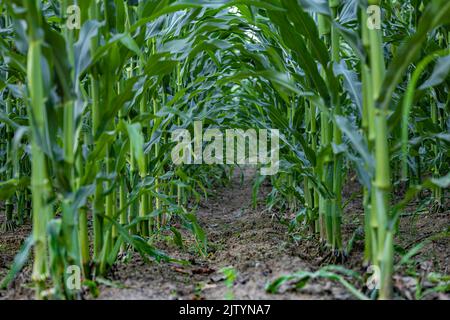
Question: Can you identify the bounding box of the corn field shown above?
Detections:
[0,0,449,301]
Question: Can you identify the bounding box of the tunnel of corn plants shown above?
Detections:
[0,0,449,301]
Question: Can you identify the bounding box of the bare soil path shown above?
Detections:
[98,168,351,299]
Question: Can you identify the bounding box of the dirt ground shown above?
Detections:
[0,168,448,300]
[96,168,352,300]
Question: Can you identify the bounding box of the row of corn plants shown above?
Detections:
[0,0,449,300]
[251,0,449,299]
